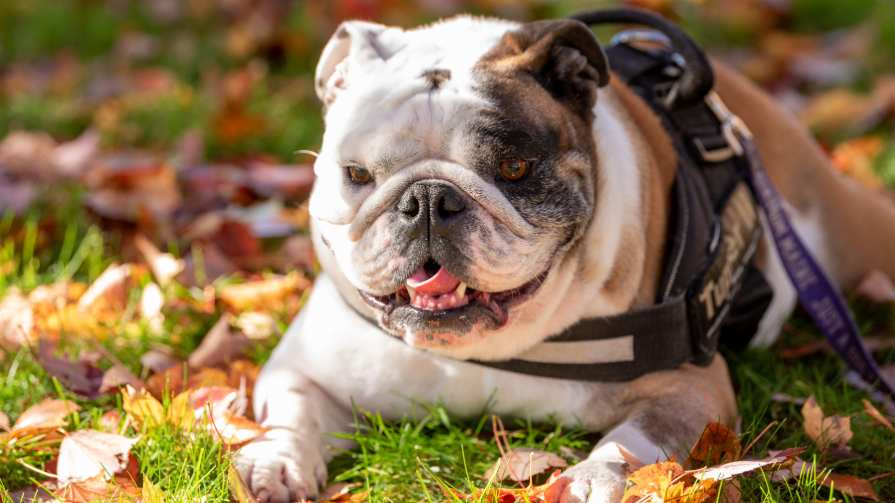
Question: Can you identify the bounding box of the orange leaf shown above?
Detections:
[686,422,742,468]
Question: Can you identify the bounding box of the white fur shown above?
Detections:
[752,204,830,347]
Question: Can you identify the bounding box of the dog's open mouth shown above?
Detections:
[359,258,547,328]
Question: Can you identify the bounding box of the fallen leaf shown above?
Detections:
[617,445,645,473]
[187,315,250,369]
[824,473,879,501]
[862,399,895,434]
[686,422,742,468]
[229,463,259,503]
[622,461,713,503]
[319,483,359,502]
[142,477,166,503]
[234,311,277,340]
[36,340,104,398]
[140,282,165,321]
[485,448,568,483]
[54,472,141,502]
[694,448,805,482]
[135,234,184,286]
[139,347,181,374]
[56,429,140,484]
[218,272,309,312]
[76,263,132,313]
[0,410,9,431]
[122,386,192,430]
[0,290,34,349]
[99,410,123,433]
[99,364,144,393]
[208,413,267,448]
[802,396,853,452]
[12,398,80,431]
[830,136,885,189]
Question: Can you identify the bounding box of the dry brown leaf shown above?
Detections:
[36,340,104,399]
[218,272,310,312]
[187,314,250,369]
[686,422,742,468]
[56,429,140,484]
[0,410,9,431]
[862,399,895,434]
[484,447,568,483]
[824,473,879,501]
[617,444,645,473]
[12,398,80,431]
[801,396,853,451]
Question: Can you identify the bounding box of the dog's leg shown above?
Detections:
[235,303,354,503]
[553,356,737,503]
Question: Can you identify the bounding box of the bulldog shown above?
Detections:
[235,14,895,503]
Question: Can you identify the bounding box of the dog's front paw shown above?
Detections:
[550,459,627,503]
[234,430,327,503]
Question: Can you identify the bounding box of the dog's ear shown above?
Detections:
[485,20,609,116]
[315,21,406,108]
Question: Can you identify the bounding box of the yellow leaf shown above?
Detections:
[122,386,164,428]
[142,477,166,503]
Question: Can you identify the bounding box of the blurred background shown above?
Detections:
[1,0,893,161]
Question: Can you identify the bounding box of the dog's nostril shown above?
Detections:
[435,189,466,220]
[398,193,421,218]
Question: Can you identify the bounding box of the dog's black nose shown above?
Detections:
[397,181,467,237]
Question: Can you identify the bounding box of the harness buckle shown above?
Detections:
[695,93,753,163]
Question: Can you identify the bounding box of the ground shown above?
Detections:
[1,0,895,502]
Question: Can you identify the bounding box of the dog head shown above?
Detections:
[309,16,643,359]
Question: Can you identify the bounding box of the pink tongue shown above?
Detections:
[406,266,461,296]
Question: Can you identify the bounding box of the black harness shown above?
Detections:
[472,9,774,381]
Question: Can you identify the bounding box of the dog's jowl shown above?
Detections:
[235,13,895,503]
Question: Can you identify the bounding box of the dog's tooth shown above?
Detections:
[407,285,417,302]
[455,282,467,298]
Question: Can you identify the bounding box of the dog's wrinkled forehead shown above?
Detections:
[314,15,607,162]
[316,17,518,161]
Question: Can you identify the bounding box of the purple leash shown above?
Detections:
[734,117,895,399]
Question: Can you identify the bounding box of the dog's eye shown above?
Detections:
[498,159,529,182]
[346,164,373,185]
